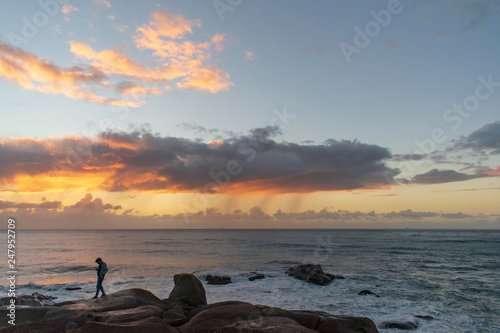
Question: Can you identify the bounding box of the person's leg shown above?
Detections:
[94,276,104,298]
[100,277,106,296]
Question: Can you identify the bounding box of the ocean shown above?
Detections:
[1,229,499,332]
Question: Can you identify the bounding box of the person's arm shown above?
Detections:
[101,263,108,276]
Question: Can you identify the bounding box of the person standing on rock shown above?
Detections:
[93,257,108,299]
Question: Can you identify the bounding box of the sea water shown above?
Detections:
[1,229,499,332]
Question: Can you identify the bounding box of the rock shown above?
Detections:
[215,316,318,332]
[93,305,165,323]
[379,320,419,330]
[66,287,82,291]
[0,307,52,327]
[71,316,179,333]
[262,307,378,333]
[54,288,166,313]
[316,315,379,333]
[181,301,379,333]
[180,301,261,332]
[1,317,91,332]
[168,274,207,307]
[248,273,266,281]
[163,305,189,326]
[262,307,322,329]
[415,315,434,320]
[358,290,380,298]
[285,264,336,285]
[206,275,232,285]
[0,292,57,306]
[0,284,380,332]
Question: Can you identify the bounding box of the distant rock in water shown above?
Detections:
[358,289,380,297]
[65,287,82,291]
[206,274,232,285]
[0,292,57,306]
[249,273,266,281]
[379,319,419,330]
[415,315,434,320]
[285,264,338,285]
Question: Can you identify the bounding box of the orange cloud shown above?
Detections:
[61,4,79,15]
[0,43,141,107]
[0,11,232,107]
[177,66,233,93]
[212,34,225,52]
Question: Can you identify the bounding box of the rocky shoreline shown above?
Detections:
[0,272,379,332]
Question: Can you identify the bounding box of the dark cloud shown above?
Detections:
[440,212,472,219]
[453,121,500,154]
[391,154,427,162]
[382,209,438,219]
[411,169,488,184]
[178,123,220,135]
[0,127,399,193]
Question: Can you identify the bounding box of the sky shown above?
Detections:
[0,0,499,229]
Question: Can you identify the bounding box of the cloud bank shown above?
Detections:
[1,194,496,229]
[0,127,398,194]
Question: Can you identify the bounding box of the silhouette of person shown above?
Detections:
[92,257,108,298]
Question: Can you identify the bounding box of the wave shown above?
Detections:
[43,265,93,274]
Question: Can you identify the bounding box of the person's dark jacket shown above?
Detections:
[97,262,108,277]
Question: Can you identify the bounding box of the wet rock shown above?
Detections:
[379,319,419,330]
[206,275,232,285]
[358,290,380,297]
[0,292,57,306]
[285,264,336,285]
[66,287,82,291]
[415,315,434,320]
[248,273,266,281]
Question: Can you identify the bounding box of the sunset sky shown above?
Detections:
[0,0,499,228]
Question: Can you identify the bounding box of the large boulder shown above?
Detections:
[316,315,379,333]
[0,307,52,327]
[93,305,165,323]
[53,288,166,313]
[70,316,179,333]
[285,264,336,285]
[262,307,378,333]
[180,301,261,332]
[262,307,322,330]
[214,316,318,332]
[168,274,207,307]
